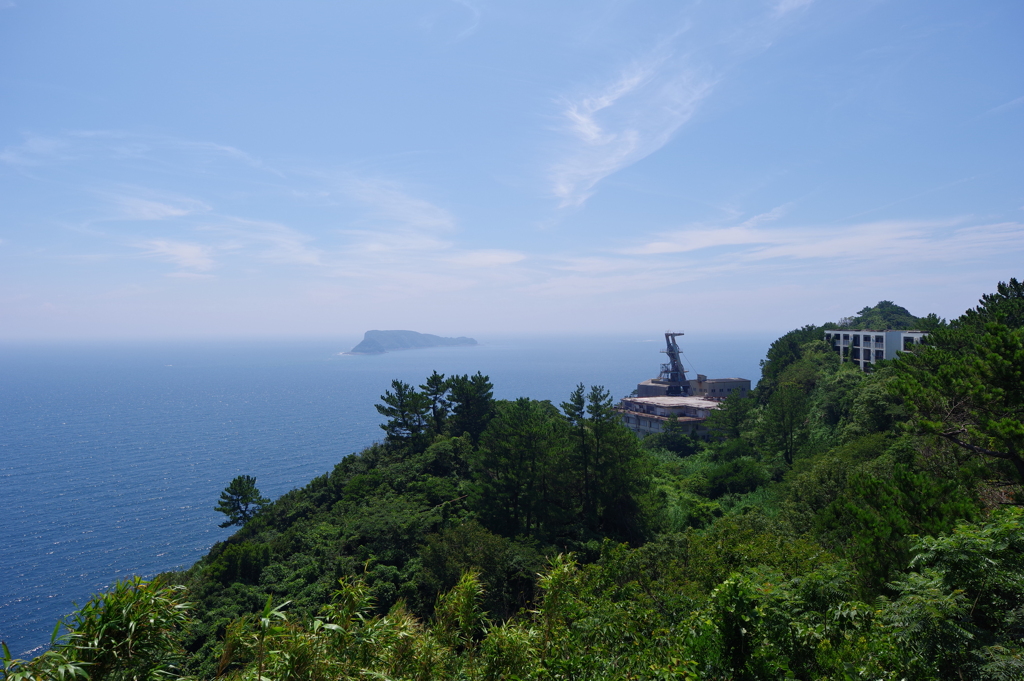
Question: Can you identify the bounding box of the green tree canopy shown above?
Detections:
[844,300,923,330]
[376,379,431,451]
[214,475,270,528]
[954,277,1024,332]
[448,372,495,445]
[420,370,451,437]
[892,322,1024,486]
[475,397,566,538]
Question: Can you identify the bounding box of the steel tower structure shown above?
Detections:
[658,331,690,396]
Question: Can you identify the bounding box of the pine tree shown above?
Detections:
[214,475,269,528]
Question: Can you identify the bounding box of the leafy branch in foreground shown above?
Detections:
[2,577,191,681]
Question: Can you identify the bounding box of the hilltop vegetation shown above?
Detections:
[835,300,945,331]
[5,280,1024,680]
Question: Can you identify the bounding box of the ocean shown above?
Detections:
[0,333,774,655]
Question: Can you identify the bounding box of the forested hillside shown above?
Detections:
[5,280,1023,680]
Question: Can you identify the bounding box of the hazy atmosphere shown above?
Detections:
[1,0,1021,338]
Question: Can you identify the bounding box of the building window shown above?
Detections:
[852,348,860,359]
[875,335,883,344]
[904,337,915,351]
[853,335,860,346]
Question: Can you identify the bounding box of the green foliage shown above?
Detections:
[470,386,654,546]
[18,282,1024,680]
[208,542,271,586]
[872,508,1024,678]
[642,414,702,456]
[433,570,487,649]
[704,391,755,440]
[758,383,809,466]
[704,457,769,498]
[893,321,1024,486]
[2,624,87,681]
[818,462,979,595]
[955,276,1024,332]
[448,372,495,445]
[375,378,431,451]
[215,475,269,528]
[757,324,826,400]
[420,370,451,436]
[418,521,542,620]
[844,300,925,330]
[20,515,1024,681]
[778,433,890,534]
[474,398,567,538]
[2,577,191,681]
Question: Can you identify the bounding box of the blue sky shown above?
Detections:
[1,0,1022,339]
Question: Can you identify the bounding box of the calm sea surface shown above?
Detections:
[0,333,773,654]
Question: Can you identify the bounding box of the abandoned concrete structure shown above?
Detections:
[617,331,751,439]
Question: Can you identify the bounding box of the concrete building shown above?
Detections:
[617,395,719,439]
[617,331,751,439]
[824,329,927,371]
[635,375,751,398]
[688,375,751,398]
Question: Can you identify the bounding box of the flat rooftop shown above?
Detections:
[639,377,748,383]
[620,396,720,409]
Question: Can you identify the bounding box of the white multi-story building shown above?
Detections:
[824,329,927,371]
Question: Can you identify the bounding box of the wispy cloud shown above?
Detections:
[624,217,962,260]
[984,95,1024,117]
[207,218,323,267]
[618,217,1024,277]
[344,178,456,233]
[2,130,284,177]
[0,134,72,166]
[12,125,1019,337]
[451,0,482,40]
[107,194,210,221]
[550,51,713,207]
[445,249,526,268]
[622,205,789,255]
[165,271,215,279]
[546,1,817,208]
[334,178,458,256]
[773,0,815,18]
[515,218,1024,310]
[137,239,217,272]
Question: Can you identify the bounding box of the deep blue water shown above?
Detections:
[0,333,773,655]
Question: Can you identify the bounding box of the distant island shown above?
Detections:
[346,330,478,354]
